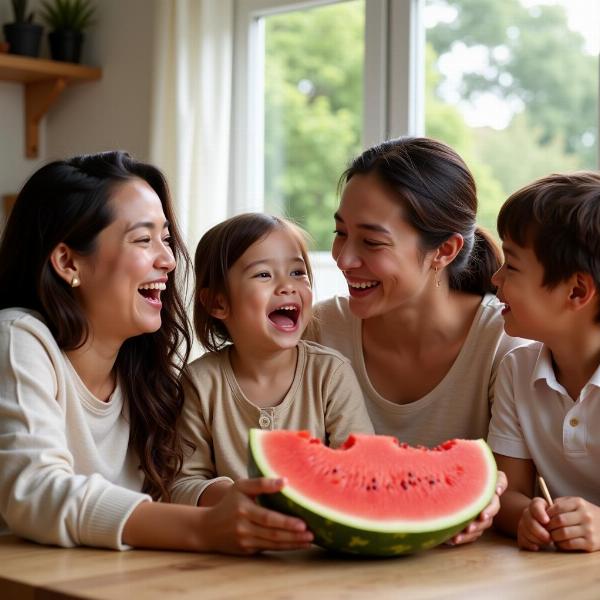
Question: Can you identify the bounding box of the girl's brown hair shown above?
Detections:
[194,213,312,352]
[0,151,191,501]
[340,137,502,295]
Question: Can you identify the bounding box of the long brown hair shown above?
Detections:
[0,151,192,500]
[340,137,502,295]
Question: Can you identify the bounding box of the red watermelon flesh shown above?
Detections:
[249,429,497,555]
[257,431,490,522]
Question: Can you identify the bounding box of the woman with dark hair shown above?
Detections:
[310,137,525,544]
[0,151,312,554]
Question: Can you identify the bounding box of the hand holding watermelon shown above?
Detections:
[249,430,498,556]
[447,470,507,545]
[203,478,314,555]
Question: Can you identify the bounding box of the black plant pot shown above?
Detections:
[3,22,43,57]
[48,29,84,63]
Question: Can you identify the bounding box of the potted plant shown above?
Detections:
[40,0,95,63]
[3,0,43,57]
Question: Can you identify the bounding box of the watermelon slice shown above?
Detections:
[248,429,497,556]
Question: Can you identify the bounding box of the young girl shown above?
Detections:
[0,153,313,555]
[171,213,373,507]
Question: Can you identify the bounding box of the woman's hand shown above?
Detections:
[199,477,314,555]
[447,470,508,545]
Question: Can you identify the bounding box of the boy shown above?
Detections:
[489,172,600,553]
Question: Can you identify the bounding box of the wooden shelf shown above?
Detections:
[0,53,102,158]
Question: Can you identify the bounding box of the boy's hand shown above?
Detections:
[517,497,551,551]
[546,497,600,552]
[448,470,507,545]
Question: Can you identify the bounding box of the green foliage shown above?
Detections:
[264,2,364,250]
[427,0,597,162]
[264,0,596,249]
[10,0,34,23]
[40,0,95,32]
[473,114,582,198]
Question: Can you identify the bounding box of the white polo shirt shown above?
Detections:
[488,342,600,505]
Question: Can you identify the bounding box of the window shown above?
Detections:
[232,0,421,300]
[233,0,599,298]
[425,0,600,233]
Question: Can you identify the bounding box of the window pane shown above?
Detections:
[263,1,365,251]
[425,0,599,234]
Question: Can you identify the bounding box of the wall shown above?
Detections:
[1,0,157,220]
[0,0,46,201]
[46,0,157,162]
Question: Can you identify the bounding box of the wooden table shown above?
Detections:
[0,531,598,600]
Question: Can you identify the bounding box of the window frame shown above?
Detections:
[230,0,425,215]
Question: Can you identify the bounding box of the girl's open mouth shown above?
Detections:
[268,304,300,331]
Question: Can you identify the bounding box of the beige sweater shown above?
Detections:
[171,340,374,506]
[309,294,527,447]
[0,309,150,550]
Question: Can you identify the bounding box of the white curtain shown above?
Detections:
[150,0,234,251]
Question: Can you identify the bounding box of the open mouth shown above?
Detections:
[268,304,300,331]
[138,282,166,306]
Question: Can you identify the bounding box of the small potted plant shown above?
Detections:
[40,0,95,63]
[3,0,43,57]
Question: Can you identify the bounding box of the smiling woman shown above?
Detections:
[0,152,316,555]
[309,136,528,546]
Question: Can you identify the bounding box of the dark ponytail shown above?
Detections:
[448,227,501,295]
[341,137,501,295]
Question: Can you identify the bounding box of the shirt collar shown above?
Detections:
[531,344,563,394]
[531,343,600,395]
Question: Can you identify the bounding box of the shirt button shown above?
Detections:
[259,415,271,429]
[569,418,579,427]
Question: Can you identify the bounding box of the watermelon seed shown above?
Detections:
[332,468,338,474]
[401,481,408,490]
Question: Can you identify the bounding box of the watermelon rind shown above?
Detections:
[248,430,497,557]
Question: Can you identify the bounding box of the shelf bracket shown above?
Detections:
[25,77,68,158]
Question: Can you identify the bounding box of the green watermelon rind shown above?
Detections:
[248,430,497,557]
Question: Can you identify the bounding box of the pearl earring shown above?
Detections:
[71,276,80,288]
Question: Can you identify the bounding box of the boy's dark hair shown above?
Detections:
[340,136,502,295]
[0,151,192,501]
[497,171,600,320]
[194,213,313,352]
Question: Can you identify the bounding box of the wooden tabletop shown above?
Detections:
[0,531,597,600]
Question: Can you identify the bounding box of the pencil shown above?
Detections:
[537,475,553,505]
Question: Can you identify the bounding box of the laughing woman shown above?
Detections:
[0,152,312,554]
[309,137,526,544]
